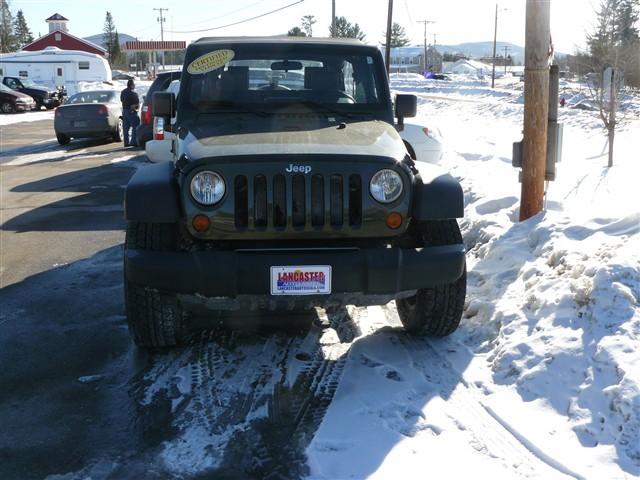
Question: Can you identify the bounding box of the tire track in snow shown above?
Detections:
[395,330,585,480]
[131,309,360,479]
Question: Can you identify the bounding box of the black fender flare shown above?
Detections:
[124,162,182,222]
[412,172,464,220]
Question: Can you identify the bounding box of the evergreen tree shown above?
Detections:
[0,0,16,53]
[13,9,32,48]
[301,15,316,37]
[329,16,366,41]
[381,22,410,48]
[287,26,306,37]
[103,11,117,63]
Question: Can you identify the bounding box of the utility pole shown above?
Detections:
[491,3,498,88]
[331,0,336,37]
[153,7,167,70]
[417,19,435,73]
[519,0,551,221]
[385,0,393,77]
[503,45,510,74]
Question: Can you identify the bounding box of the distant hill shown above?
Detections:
[436,41,525,64]
[83,33,137,49]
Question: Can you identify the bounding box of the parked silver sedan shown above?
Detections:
[54,90,123,145]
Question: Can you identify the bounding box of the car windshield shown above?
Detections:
[65,91,117,104]
[181,46,386,114]
[19,79,36,87]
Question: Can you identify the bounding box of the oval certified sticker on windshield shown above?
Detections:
[187,49,235,74]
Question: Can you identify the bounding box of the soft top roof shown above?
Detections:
[193,36,365,46]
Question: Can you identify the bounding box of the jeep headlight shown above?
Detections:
[190,171,225,206]
[370,169,403,203]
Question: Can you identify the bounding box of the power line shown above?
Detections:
[169,0,267,30]
[166,0,305,34]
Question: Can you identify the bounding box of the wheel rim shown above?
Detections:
[1,103,12,113]
[118,120,123,139]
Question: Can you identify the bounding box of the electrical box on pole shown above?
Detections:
[513,64,563,181]
[516,0,551,221]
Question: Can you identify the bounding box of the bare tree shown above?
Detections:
[301,15,316,37]
[586,0,639,167]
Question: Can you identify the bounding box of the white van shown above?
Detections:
[0,47,112,96]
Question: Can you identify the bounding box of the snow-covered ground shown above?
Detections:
[0,109,54,126]
[306,76,640,479]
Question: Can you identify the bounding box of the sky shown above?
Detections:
[14,0,600,54]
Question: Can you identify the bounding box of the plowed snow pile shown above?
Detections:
[307,76,639,479]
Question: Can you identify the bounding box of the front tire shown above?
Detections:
[1,102,14,114]
[396,220,466,337]
[124,222,185,347]
[56,133,70,145]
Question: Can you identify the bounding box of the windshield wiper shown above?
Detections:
[290,101,367,119]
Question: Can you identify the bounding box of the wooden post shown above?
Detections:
[519,0,551,221]
[491,3,498,88]
[385,0,393,77]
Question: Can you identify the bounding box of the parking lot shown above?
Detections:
[0,116,150,478]
[0,118,374,479]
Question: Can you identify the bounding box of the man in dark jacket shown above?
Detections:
[120,79,140,147]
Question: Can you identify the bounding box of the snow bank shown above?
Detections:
[308,77,640,479]
[429,77,640,477]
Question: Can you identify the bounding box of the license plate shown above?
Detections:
[270,266,331,295]
[74,120,87,127]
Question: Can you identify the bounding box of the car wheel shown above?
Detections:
[1,102,14,114]
[56,133,70,145]
[113,118,123,142]
[124,221,186,348]
[396,220,467,337]
[45,105,55,110]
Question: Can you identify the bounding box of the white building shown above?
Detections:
[443,59,493,77]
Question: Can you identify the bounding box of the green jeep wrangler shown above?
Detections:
[123,37,466,347]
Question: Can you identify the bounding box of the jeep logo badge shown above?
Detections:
[286,164,312,174]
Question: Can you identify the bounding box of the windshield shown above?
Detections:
[65,91,117,104]
[181,47,385,114]
[19,79,36,87]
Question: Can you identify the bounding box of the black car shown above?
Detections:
[135,70,181,148]
[123,37,466,348]
[2,77,62,110]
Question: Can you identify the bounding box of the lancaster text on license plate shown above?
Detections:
[270,266,332,295]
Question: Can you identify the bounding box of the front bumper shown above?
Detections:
[15,102,35,111]
[42,97,61,108]
[124,245,465,300]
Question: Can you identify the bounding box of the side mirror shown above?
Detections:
[395,94,417,129]
[152,91,176,118]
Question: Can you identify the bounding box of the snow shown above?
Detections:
[0,110,54,126]
[306,76,640,479]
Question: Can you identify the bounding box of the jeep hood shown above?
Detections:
[179,120,407,160]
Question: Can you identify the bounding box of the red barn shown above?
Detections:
[22,13,106,56]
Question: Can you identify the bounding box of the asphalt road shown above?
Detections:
[0,117,151,479]
[0,117,359,479]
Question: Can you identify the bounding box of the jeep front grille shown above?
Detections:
[234,173,362,229]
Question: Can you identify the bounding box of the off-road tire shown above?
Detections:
[56,133,70,145]
[396,220,466,337]
[124,221,185,348]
